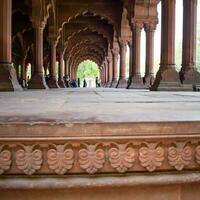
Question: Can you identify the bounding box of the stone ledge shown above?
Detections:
[0,172,200,189]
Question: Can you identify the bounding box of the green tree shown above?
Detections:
[77,60,99,81]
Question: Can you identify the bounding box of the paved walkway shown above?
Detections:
[0,88,200,123]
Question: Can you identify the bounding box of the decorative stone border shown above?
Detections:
[1,140,200,176]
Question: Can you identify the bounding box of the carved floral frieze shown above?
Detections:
[78,144,105,174]
[47,144,74,175]
[16,145,43,175]
[0,145,11,175]
[195,145,200,165]
[108,143,135,173]
[0,140,200,176]
[168,142,192,171]
[139,143,164,172]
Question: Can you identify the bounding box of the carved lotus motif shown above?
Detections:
[78,144,105,174]
[139,143,164,172]
[47,144,74,175]
[195,145,200,165]
[16,145,43,175]
[168,143,192,171]
[0,146,12,175]
[108,143,135,173]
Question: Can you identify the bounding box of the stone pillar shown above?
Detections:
[128,22,144,89]
[144,23,156,86]
[104,62,108,87]
[64,58,69,77]
[117,40,127,88]
[151,0,182,91]
[21,58,27,88]
[100,67,104,86]
[106,56,113,87]
[180,0,200,86]
[104,65,107,86]
[14,63,20,81]
[0,0,22,91]
[127,43,133,88]
[58,51,66,88]
[28,21,48,89]
[64,57,70,87]
[47,41,59,88]
[111,49,119,88]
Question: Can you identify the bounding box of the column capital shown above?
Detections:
[31,17,46,30]
[131,22,143,32]
[107,56,112,63]
[112,48,119,57]
[144,22,157,32]
[119,39,127,48]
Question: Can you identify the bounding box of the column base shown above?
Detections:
[106,81,112,88]
[64,80,70,88]
[0,63,22,91]
[128,74,145,89]
[144,74,155,86]
[47,77,60,88]
[111,79,118,88]
[103,82,107,88]
[28,73,48,89]
[180,68,200,85]
[58,79,66,88]
[116,78,127,88]
[150,67,189,91]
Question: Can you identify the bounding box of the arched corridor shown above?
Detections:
[1,1,200,200]
[1,0,200,91]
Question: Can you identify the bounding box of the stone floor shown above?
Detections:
[0,88,200,123]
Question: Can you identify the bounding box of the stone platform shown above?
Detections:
[0,88,200,200]
[0,88,200,123]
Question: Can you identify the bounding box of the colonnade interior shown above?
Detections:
[1,0,200,92]
[1,1,200,200]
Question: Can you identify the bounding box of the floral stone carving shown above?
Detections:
[168,142,192,171]
[139,143,165,172]
[16,145,43,175]
[195,145,200,165]
[47,144,74,175]
[78,143,105,174]
[0,145,12,175]
[108,143,135,173]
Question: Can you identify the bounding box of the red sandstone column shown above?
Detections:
[64,57,70,87]
[127,43,133,88]
[47,41,59,88]
[180,0,200,86]
[144,23,156,86]
[64,58,69,77]
[0,0,22,91]
[104,62,108,87]
[117,40,127,88]
[107,56,113,87]
[151,0,182,91]
[21,58,27,88]
[129,22,143,89]
[28,21,48,89]
[58,51,66,88]
[111,49,119,88]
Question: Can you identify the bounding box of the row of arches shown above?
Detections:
[0,0,200,91]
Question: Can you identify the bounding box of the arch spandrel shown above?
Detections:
[56,0,123,37]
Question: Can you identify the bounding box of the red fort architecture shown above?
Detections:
[0,0,200,200]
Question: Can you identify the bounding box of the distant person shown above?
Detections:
[83,79,87,88]
[71,79,77,88]
[65,75,70,87]
[96,77,99,88]
[78,78,80,87]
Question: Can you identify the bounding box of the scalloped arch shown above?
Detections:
[58,10,117,41]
